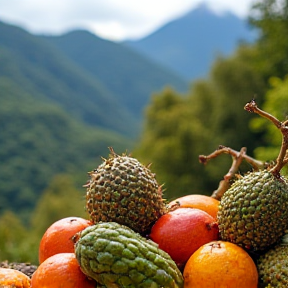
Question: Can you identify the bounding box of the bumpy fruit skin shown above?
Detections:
[217,169,288,251]
[85,152,167,234]
[0,267,31,287]
[257,244,288,287]
[0,261,37,278]
[74,222,184,288]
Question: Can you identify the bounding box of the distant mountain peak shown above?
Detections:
[124,5,257,80]
[187,2,214,15]
[183,2,236,21]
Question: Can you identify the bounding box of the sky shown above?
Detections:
[0,0,256,41]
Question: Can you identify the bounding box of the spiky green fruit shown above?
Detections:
[217,169,288,251]
[85,150,167,234]
[74,222,184,288]
[257,243,288,287]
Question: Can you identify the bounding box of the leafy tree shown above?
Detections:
[250,76,288,168]
[249,0,288,80]
[134,45,268,199]
[134,87,217,199]
[208,45,266,151]
[244,0,288,168]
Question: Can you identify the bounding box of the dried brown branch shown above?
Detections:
[210,147,245,200]
[199,145,265,171]
[244,100,288,176]
[200,146,266,200]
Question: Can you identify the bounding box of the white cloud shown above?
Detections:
[0,0,255,40]
[206,0,255,17]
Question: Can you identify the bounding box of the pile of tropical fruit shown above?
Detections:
[2,100,288,288]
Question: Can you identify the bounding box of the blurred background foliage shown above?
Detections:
[2,0,288,264]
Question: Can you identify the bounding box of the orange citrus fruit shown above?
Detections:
[149,207,219,268]
[39,216,91,264]
[31,253,97,287]
[183,240,258,288]
[0,267,31,287]
[168,194,219,219]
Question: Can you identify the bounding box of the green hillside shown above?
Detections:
[0,20,188,221]
[0,21,137,137]
[0,22,135,220]
[0,75,132,220]
[43,30,188,119]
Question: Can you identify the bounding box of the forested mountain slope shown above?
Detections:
[43,29,188,119]
[0,20,188,219]
[0,21,137,136]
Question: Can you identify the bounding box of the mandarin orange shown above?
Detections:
[168,194,219,219]
[0,267,31,287]
[39,216,91,264]
[183,240,258,288]
[31,253,97,287]
[149,207,219,268]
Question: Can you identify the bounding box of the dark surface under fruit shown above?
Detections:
[0,260,38,278]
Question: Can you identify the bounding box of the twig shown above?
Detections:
[199,145,265,170]
[211,147,247,200]
[199,146,265,200]
[244,100,288,176]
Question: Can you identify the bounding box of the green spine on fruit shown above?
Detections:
[85,149,167,234]
[217,169,288,251]
[74,222,184,288]
[257,243,288,287]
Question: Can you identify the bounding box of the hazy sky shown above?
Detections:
[0,0,256,41]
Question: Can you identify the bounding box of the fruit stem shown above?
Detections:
[210,147,246,200]
[199,146,265,200]
[244,100,288,176]
[199,145,265,170]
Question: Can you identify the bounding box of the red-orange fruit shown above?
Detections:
[31,253,97,287]
[0,267,31,287]
[149,207,219,267]
[39,216,91,264]
[183,240,258,288]
[168,194,219,219]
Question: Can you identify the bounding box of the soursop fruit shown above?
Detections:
[257,243,288,287]
[217,169,288,251]
[85,148,167,234]
[74,222,184,288]
[217,100,288,252]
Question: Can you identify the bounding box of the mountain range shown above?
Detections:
[42,30,187,124]
[0,4,257,217]
[125,3,257,80]
[0,4,257,139]
[0,21,187,137]
[0,18,187,216]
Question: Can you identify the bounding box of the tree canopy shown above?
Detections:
[134,0,288,199]
[249,0,288,79]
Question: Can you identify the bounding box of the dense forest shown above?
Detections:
[1,0,288,264]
